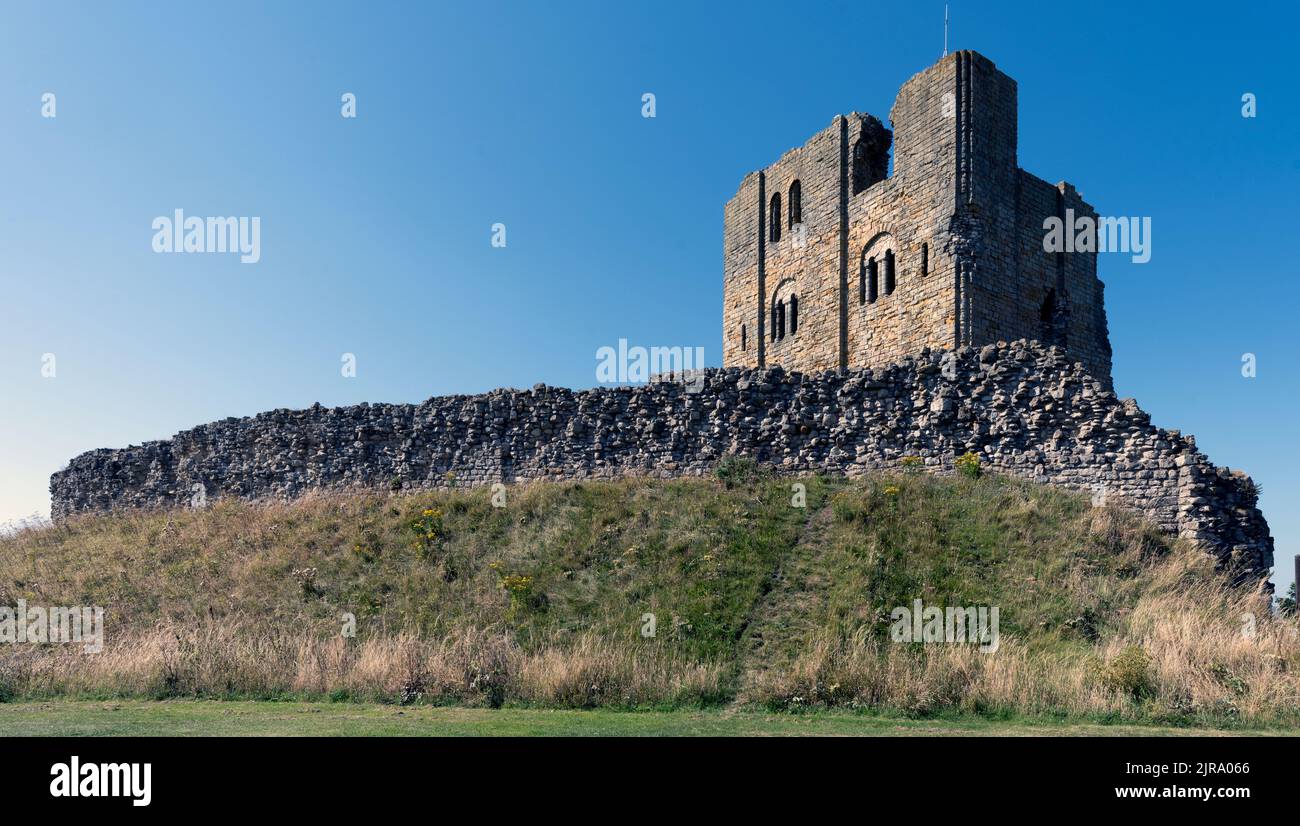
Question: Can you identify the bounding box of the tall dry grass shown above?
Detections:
[744,632,1123,718]
[0,620,726,709]
[745,547,1300,725]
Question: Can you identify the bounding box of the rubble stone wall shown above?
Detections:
[50,341,1272,580]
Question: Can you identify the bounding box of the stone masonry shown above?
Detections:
[51,340,1273,581]
[723,51,1112,384]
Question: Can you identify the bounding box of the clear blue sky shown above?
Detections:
[2,1,1296,593]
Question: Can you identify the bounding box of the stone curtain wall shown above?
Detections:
[51,340,1273,579]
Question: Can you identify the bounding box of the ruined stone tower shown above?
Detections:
[722,50,1112,384]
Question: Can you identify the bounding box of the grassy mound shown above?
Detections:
[1,471,1295,726]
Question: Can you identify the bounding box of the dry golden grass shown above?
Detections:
[746,547,1299,725]
[0,620,726,709]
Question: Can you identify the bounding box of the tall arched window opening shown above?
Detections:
[1039,288,1061,346]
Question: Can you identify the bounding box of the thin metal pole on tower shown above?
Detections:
[943,5,949,57]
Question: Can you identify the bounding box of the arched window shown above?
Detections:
[788,181,802,229]
[769,193,782,243]
[921,242,929,276]
[775,299,786,340]
[1040,289,1055,321]
[789,295,798,335]
[860,232,894,306]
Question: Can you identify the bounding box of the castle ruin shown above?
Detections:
[47,51,1275,582]
[723,50,1112,383]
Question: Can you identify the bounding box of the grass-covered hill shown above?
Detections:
[2,464,1296,727]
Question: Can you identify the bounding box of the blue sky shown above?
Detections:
[1,1,1296,593]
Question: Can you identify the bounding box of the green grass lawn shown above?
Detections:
[0,700,1285,737]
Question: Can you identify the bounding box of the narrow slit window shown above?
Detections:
[769,193,782,243]
[867,256,878,303]
[1039,288,1061,346]
[788,181,802,229]
[741,324,747,351]
[851,137,868,195]
[921,242,929,275]
[775,299,785,340]
[884,249,895,295]
[789,295,798,335]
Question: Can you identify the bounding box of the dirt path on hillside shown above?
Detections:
[732,498,838,702]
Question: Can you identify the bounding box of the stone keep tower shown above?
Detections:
[722,50,1112,384]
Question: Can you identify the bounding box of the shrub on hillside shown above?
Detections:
[1094,645,1155,700]
[955,451,981,479]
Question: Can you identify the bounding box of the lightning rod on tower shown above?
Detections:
[943,5,949,58]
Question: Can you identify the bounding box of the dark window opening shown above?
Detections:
[1039,288,1062,346]
[775,299,786,340]
[851,138,870,195]
[769,193,782,243]
[884,249,895,295]
[867,256,878,303]
[859,262,866,305]
[921,242,929,275]
[789,295,798,335]
[788,180,802,229]
[741,324,746,351]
